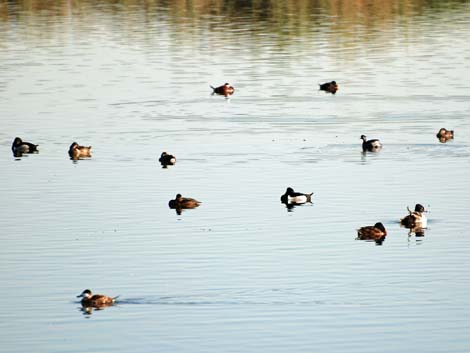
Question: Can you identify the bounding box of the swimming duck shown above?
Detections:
[400,204,427,229]
[280,187,313,204]
[77,289,118,308]
[68,142,92,159]
[436,128,454,142]
[360,135,382,152]
[169,194,201,209]
[319,81,338,94]
[11,137,39,154]
[357,222,387,244]
[211,83,235,97]
[159,152,176,166]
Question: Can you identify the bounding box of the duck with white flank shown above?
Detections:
[360,135,382,152]
[159,152,176,166]
[11,137,39,156]
[400,204,427,229]
[280,187,313,205]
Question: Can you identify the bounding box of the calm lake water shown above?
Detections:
[1,1,470,352]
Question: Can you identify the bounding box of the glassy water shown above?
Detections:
[1,1,470,352]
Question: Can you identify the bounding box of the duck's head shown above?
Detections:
[374,222,386,233]
[161,152,168,157]
[414,204,426,213]
[331,81,337,85]
[77,289,92,298]
[360,135,367,141]
[69,142,79,150]
[175,194,182,200]
[12,137,23,146]
[285,187,294,195]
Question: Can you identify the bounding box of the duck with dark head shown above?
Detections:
[211,83,235,97]
[68,142,92,160]
[280,187,313,205]
[169,194,201,214]
[77,289,118,309]
[319,81,338,94]
[360,135,382,152]
[400,204,427,229]
[436,128,454,143]
[357,222,387,245]
[159,152,176,166]
[11,137,39,157]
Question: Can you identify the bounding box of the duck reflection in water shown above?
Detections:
[280,187,313,211]
[11,137,39,158]
[69,142,92,160]
[356,222,387,245]
[169,194,201,214]
[436,128,454,143]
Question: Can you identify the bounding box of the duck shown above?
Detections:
[211,83,235,97]
[68,142,92,159]
[319,81,338,94]
[357,222,387,244]
[168,194,201,209]
[280,187,313,204]
[159,152,176,166]
[400,204,427,229]
[77,289,118,308]
[360,135,382,152]
[11,137,39,154]
[436,128,454,142]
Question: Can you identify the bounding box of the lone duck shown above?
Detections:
[361,135,382,152]
[400,204,427,229]
[169,194,201,209]
[11,137,39,154]
[159,152,176,166]
[319,81,338,94]
[436,128,454,142]
[68,142,92,159]
[280,187,313,204]
[357,222,387,244]
[211,83,235,97]
[77,289,118,308]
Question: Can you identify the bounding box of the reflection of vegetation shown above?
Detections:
[0,0,467,54]
[1,0,468,24]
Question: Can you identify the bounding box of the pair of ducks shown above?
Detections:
[11,137,91,159]
[211,81,338,97]
[361,127,454,152]
[357,204,428,244]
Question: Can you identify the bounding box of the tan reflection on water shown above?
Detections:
[1,0,467,27]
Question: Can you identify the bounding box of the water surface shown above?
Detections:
[1,1,470,352]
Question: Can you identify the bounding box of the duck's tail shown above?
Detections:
[112,295,120,303]
[306,193,314,203]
